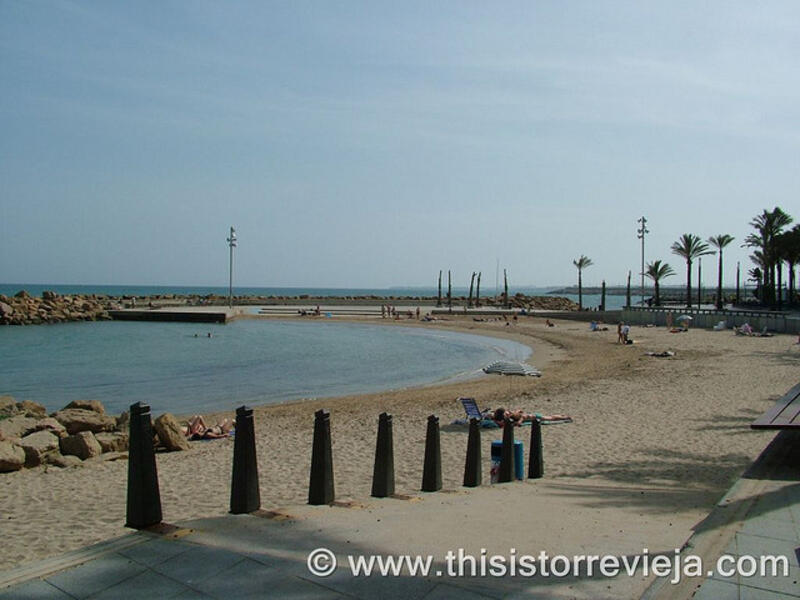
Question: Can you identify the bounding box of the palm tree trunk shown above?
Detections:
[777,264,783,310]
[686,260,692,309]
[716,251,723,310]
[601,280,606,311]
[476,272,481,307]
[437,271,442,307]
[655,280,660,306]
[626,271,631,308]
[447,270,452,311]
[467,272,475,308]
[578,269,583,310]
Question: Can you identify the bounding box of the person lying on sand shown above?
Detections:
[492,407,571,426]
[183,415,234,440]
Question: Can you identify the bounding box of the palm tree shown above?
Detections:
[645,260,675,306]
[778,226,800,305]
[671,234,713,308]
[707,234,735,310]
[572,255,593,310]
[745,207,793,306]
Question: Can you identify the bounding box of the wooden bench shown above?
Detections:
[751,383,800,430]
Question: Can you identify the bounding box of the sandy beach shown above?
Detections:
[1,315,798,576]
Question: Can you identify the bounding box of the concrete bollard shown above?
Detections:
[463,417,482,487]
[371,412,395,498]
[308,409,335,505]
[421,414,442,492]
[126,402,163,529]
[528,418,544,479]
[497,418,515,483]
[230,406,260,514]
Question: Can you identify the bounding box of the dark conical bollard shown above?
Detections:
[308,409,335,505]
[230,406,261,514]
[371,412,395,498]
[528,417,544,479]
[498,418,515,483]
[126,402,162,529]
[421,414,442,492]
[463,417,481,487]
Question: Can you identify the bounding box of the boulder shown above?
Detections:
[44,452,83,468]
[15,400,47,418]
[0,396,17,418]
[63,400,105,415]
[19,430,60,467]
[153,413,190,451]
[116,411,130,432]
[0,416,41,441]
[52,409,116,435]
[59,431,102,460]
[31,417,67,438]
[0,440,25,472]
[42,290,57,301]
[95,431,129,453]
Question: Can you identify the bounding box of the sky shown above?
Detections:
[1,1,799,289]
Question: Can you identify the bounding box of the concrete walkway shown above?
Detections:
[2,433,798,600]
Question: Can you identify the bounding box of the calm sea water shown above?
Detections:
[0,283,628,310]
[0,320,531,416]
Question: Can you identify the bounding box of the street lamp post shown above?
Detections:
[636,216,649,307]
[227,226,237,309]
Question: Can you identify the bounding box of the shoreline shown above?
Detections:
[1,315,796,575]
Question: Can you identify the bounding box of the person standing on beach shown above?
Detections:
[381,305,386,319]
[416,307,420,320]
[617,322,624,344]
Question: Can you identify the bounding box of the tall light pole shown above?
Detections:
[227,226,237,309]
[637,216,648,307]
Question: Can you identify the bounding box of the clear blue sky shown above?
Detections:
[2,2,798,289]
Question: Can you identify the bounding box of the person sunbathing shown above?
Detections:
[491,407,571,426]
[183,415,234,440]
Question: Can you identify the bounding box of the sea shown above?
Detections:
[0,283,629,310]
[1,282,625,416]
[0,319,531,417]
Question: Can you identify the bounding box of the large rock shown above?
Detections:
[19,430,60,467]
[16,400,47,418]
[59,431,102,460]
[0,396,17,418]
[0,416,40,441]
[44,452,83,468]
[63,400,105,415]
[153,413,190,451]
[0,440,25,472]
[95,431,129,453]
[52,409,116,435]
[31,417,67,438]
[116,411,130,432]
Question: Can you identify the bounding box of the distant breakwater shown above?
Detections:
[0,289,578,326]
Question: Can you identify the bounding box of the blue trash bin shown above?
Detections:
[490,440,524,481]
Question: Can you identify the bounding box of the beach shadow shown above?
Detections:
[565,447,754,499]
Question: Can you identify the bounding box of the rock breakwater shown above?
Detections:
[0,290,110,325]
